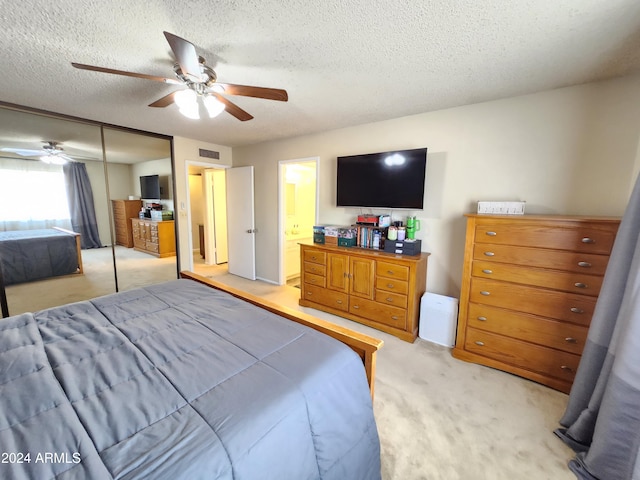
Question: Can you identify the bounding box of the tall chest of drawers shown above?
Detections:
[453,214,620,393]
[111,199,142,247]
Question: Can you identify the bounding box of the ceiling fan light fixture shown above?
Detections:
[203,95,225,118]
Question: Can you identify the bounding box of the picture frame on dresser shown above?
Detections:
[452,214,620,393]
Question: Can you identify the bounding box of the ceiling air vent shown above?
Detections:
[199,148,220,160]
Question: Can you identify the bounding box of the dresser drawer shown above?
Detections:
[350,297,407,330]
[375,289,408,309]
[304,250,326,265]
[472,260,603,296]
[375,276,408,295]
[304,272,326,288]
[470,277,596,326]
[467,303,588,355]
[473,243,610,275]
[475,223,616,254]
[302,284,348,311]
[304,261,326,276]
[376,261,409,281]
[465,328,580,383]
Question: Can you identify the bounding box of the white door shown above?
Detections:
[226,166,256,280]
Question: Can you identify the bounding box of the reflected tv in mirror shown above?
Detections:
[336,148,427,209]
[140,174,161,200]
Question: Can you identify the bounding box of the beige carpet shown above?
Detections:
[6,255,577,479]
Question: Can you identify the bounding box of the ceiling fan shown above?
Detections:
[71,31,288,121]
[0,141,75,165]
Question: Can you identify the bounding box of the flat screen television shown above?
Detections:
[336,148,427,209]
[140,174,161,199]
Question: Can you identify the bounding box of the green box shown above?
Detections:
[338,237,357,247]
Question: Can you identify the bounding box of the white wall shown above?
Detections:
[173,137,232,271]
[232,73,640,297]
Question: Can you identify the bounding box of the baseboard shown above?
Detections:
[256,276,280,285]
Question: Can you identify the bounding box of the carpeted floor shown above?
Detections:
[6,255,577,479]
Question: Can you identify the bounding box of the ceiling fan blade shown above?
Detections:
[149,92,177,108]
[212,94,254,121]
[163,32,202,82]
[71,63,181,84]
[216,83,288,102]
[0,147,45,156]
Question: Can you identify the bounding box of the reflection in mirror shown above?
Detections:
[103,128,177,291]
[0,106,116,315]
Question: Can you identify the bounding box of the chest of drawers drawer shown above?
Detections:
[304,261,326,276]
[464,328,580,383]
[470,277,595,326]
[472,260,603,296]
[350,297,407,330]
[475,223,616,254]
[304,250,326,265]
[473,243,610,275]
[467,303,588,355]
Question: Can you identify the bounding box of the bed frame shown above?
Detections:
[52,226,83,274]
[180,271,384,399]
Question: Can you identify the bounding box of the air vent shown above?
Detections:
[199,148,220,160]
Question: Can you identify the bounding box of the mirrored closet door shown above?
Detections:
[0,104,178,316]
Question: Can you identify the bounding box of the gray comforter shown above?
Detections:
[0,279,381,479]
[0,229,79,285]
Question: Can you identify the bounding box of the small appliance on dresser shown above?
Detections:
[453,214,620,393]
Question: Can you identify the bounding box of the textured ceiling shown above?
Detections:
[1,0,640,148]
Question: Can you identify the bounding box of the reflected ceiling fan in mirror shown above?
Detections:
[0,141,75,165]
[72,31,288,121]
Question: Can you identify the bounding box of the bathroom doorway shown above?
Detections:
[278,157,318,286]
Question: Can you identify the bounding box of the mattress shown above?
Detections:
[0,278,381,479]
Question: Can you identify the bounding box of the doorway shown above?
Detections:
[186,163,229,273]
[279,157,318,286]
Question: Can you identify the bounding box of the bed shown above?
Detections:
[0,227,83,285]
[0,271,383,479]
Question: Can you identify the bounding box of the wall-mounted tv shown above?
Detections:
[336,147,427,209]
[140,174,161,200]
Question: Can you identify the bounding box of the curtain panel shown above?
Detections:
[62,162,102,249]
[555,175,640,479]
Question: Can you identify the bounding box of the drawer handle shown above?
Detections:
[386,297,394,302]
[475,341,485,346]
[484,252,495,257]
[485,231,497,236]
[574,282,587,289]
[336,300,343,304]
[581,237,595,244]
[570,307,584,314]
[565,337,578,344]
[480,291,491,296]
[391,316,399,320]
[353,305,360,309]
[477,316,487,321]
[560,365,574,373]
[311,256,317,260]
[387,283,395,288]
[578,261,592,268]
[307,292,313,296]
[482,269,493,274]
[387,270,395,275]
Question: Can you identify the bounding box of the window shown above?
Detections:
[0,160,71,230]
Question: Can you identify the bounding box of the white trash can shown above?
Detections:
[419,293,458,347]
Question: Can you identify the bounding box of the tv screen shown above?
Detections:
[336,148,427,209]
[140,174,161,199]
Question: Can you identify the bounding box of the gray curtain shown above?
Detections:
[555,174,640,479]
[63,162,102,249]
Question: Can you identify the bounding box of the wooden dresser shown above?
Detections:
[111,199,142,247]
[453,214,620,393]
[299,243,429,342]
[131,219,176,258]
